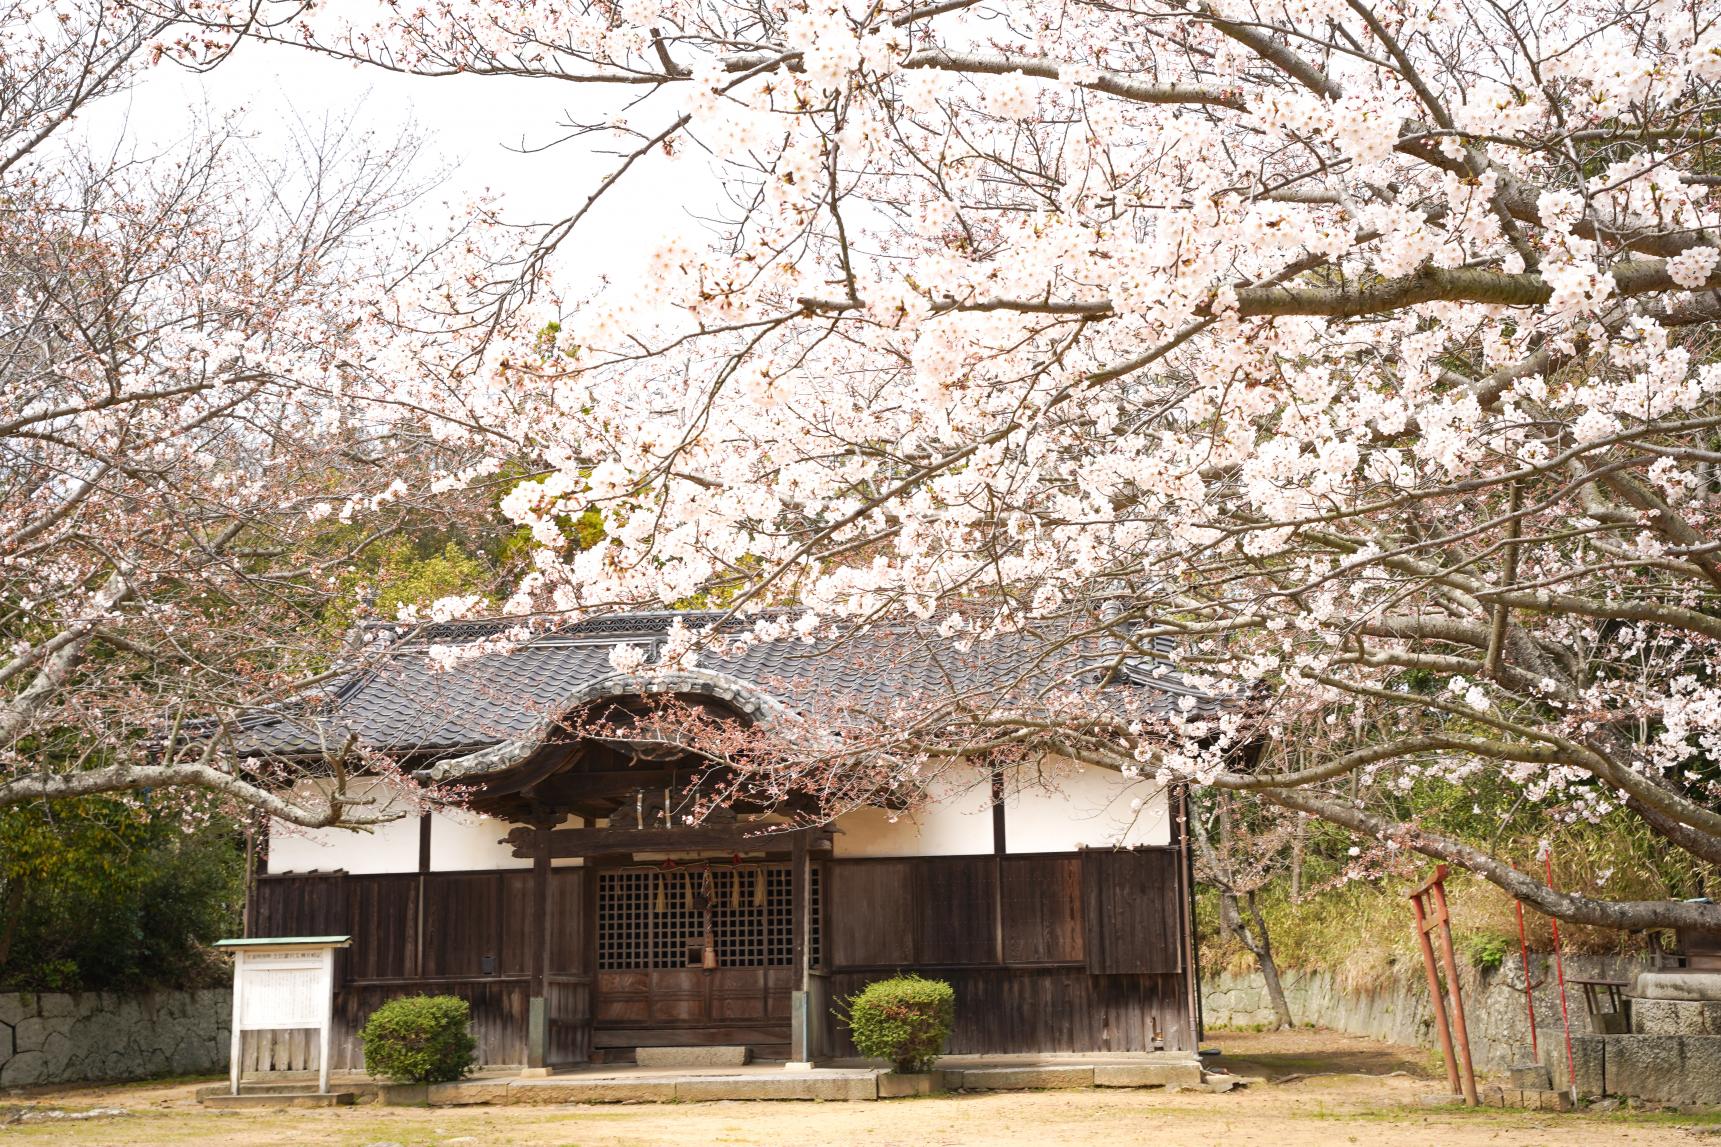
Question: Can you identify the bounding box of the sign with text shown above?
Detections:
[216,937,350,1096]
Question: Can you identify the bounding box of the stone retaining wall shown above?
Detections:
[0,989,230,1088]
[1202,954,1646,1071]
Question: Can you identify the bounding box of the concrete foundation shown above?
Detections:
[195,1053,1212,1108]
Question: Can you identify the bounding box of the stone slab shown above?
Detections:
[1093,1061,1202,1088]
[195,1081,380,1099]
[878,1071,949,1098]
[202,1092,357,1109]
[1484,1085,1573,1111]
[1540,1030,1606,1096]
[1507,1063,1553,1089]
[1632,998,1721,1036]
[635,1045,750,1068]
[427,1081,514,1106]
[509,1080,679,1104]
[674,1075,877,1102]
[1632,972,1721,1002]
[955,1066,1094,1090]
[1598,1034,1721,1105]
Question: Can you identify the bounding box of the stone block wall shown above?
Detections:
[0,989,230,1088]
[1202,954,1646,1072]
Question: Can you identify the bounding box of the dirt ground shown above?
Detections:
[4,1029,1718,1147]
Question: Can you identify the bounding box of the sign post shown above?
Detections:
[215,936,351,1096]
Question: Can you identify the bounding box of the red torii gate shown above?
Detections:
[1409,865,1478,1105]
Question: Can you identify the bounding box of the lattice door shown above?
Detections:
[596,864,818,970]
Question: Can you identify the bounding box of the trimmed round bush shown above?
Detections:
[358,994,477,1083]
[840,974,955,1073]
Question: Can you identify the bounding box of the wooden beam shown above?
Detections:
[505,824,834,859]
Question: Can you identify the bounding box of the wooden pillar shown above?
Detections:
[414,813,430,979]
[790,830,811,1063]
[1175,784,1202,1050]
[527,822,551,1071]
[991,767,1006,965]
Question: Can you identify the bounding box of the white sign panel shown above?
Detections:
[222,939,348,1096]
[238,962,326,1030]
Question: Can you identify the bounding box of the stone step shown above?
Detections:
[202,1090,357,1109]
[952,1065,1095,1090]
[634,1045,751,1068]
[196,1081,324,1098]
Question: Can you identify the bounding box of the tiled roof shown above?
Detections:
[234,611,1222,762]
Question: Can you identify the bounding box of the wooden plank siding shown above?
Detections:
[819,849,1193,1055]
[819,967,1191,1056]
[1001,855,1084,964]
[249,846,1191,1066]
[1080,848,1184,974]
[252,868,592,1069]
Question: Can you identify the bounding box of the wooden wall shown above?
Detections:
[249,845,1193,1067]
[818,849,1193,1055]
[250,868,591,1070]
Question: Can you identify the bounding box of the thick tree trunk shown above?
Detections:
[1218,888,1294,1029]
[1193,793,1295,1030]
[1244,891,1294,1030]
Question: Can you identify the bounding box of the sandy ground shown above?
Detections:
[4,1029,1718,1147]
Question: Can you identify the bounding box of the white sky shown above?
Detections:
[96,37,711,298]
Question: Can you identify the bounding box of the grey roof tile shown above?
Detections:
[235,611,1221,760]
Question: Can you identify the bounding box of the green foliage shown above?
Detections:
[0,798,244,991]
[323,536,496,634]
[839,974,955,1073]
[1461,933,1512,973]
[358,995,478,1083]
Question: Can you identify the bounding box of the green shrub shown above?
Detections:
[839,974,955,1073]
[358,995,477,1083]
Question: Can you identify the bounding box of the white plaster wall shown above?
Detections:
[267,779,420,874]
[1004,759,1170,851]
[831,764,995,858]
[270,788,588,874]
[828,758,1170,859]
[428,809,532,871]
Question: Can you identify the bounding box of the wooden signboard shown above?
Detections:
[216,936,351,1096]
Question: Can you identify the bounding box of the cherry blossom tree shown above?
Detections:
[1190,787,1301,1029]
[172,0,1721,926]
[0,1,503,828]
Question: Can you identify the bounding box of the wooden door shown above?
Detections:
[591,864,803,1054]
